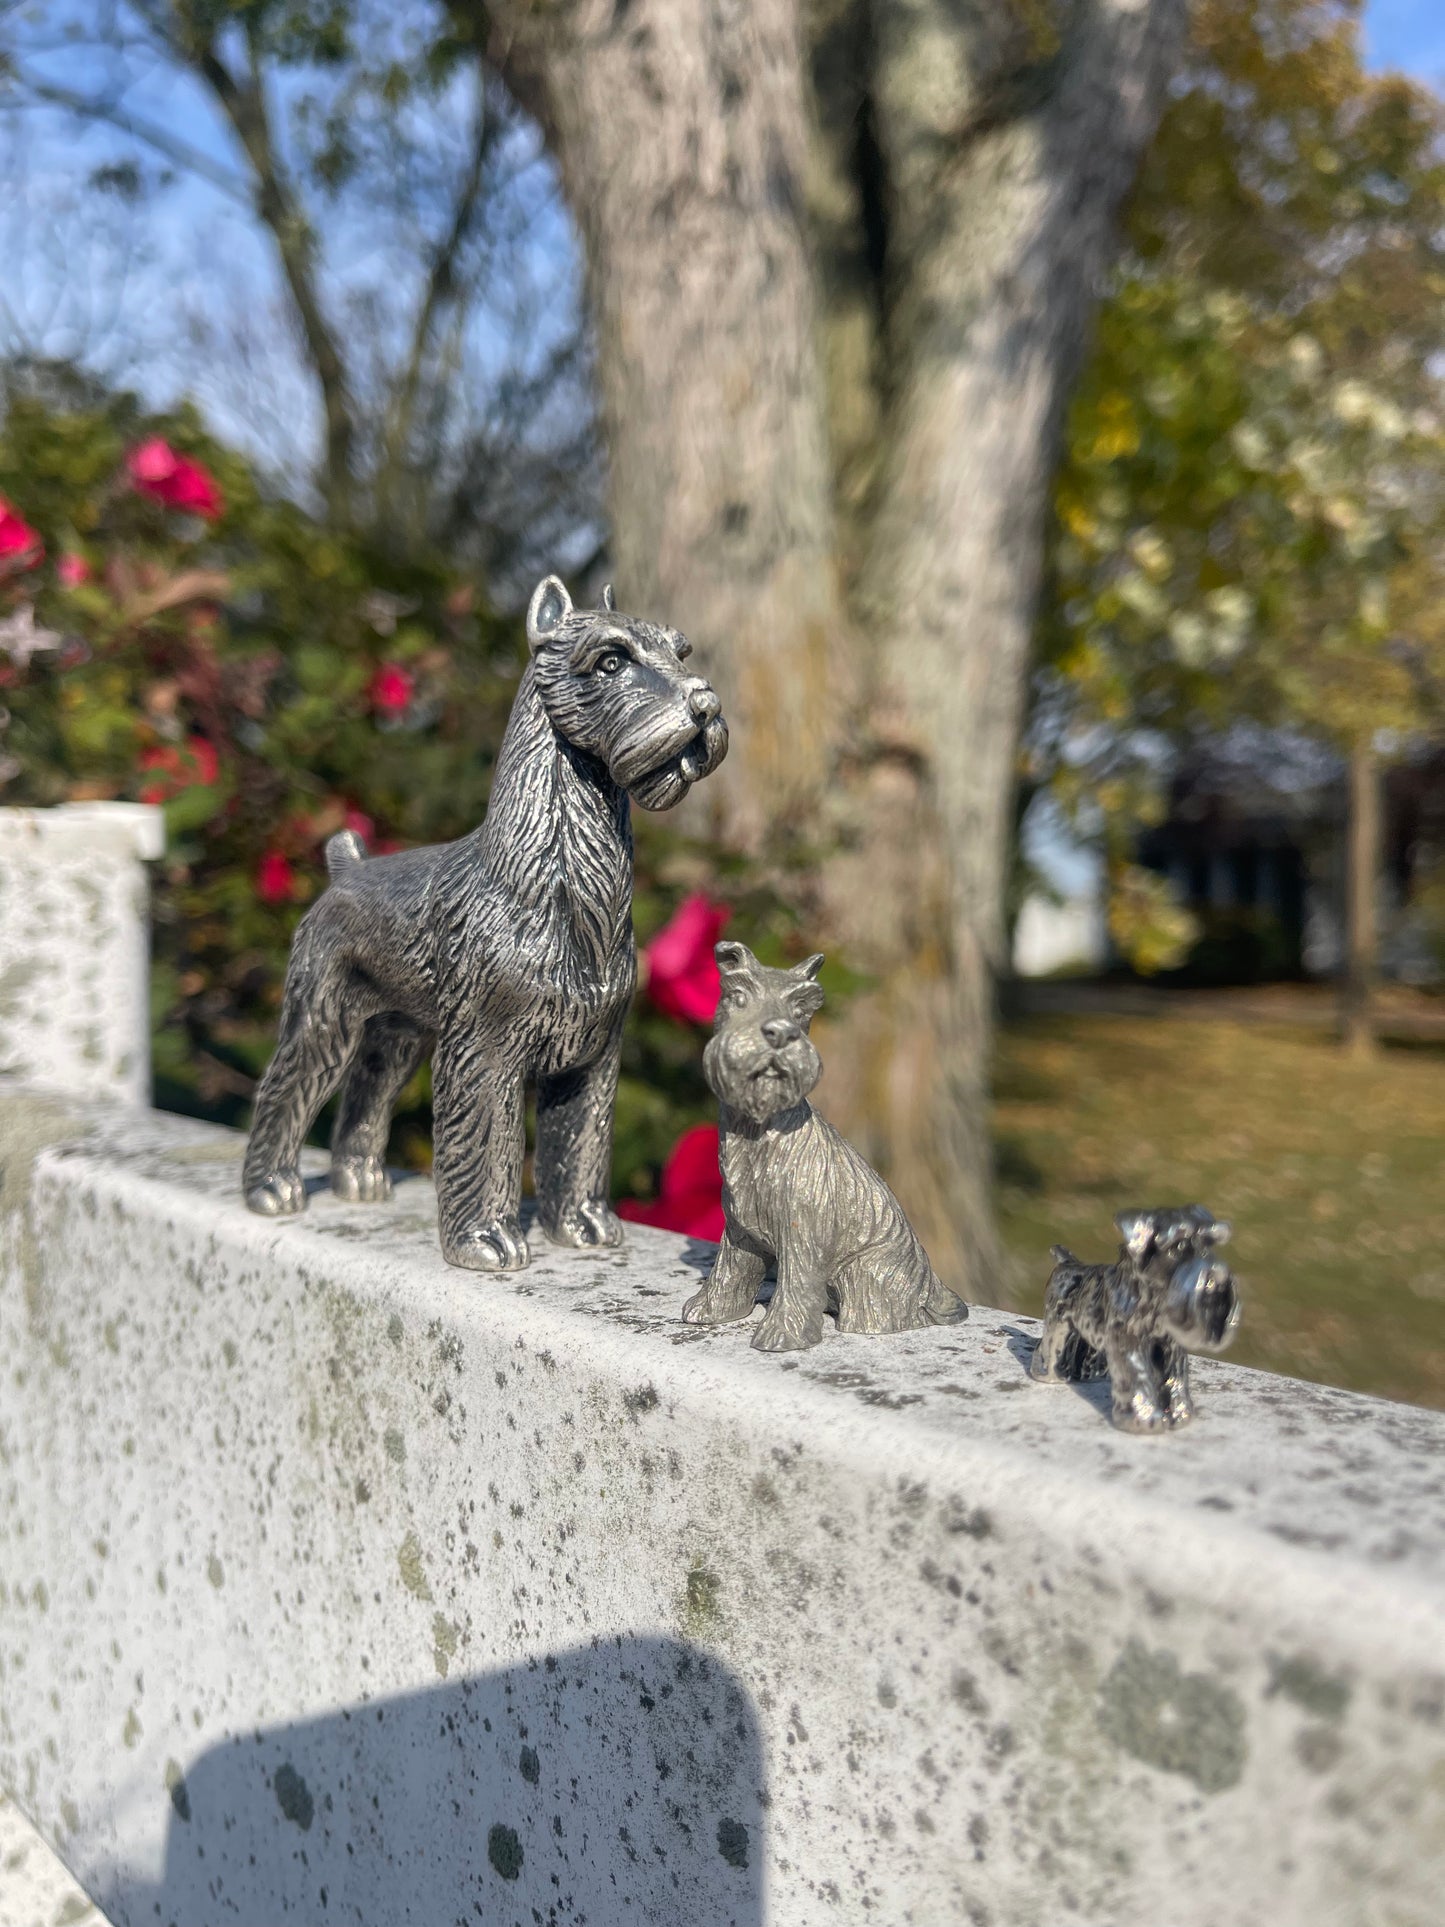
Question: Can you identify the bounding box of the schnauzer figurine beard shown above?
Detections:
[1031,1205,1240,1432]
[681,941,967,1351]
[242,575,728,1272]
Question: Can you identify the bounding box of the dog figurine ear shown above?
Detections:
[527,575,573,650]
[715,939,757,976]
[786,953,826,1021]
[598,583,616,613]
[1114,1210,1155,1262]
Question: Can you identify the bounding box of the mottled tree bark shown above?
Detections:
[481,0,1184,1294]
[491,0,851,848]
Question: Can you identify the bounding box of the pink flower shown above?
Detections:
[137,736,219,805]
[126,439,224,520]
[343,807,375,842]
[643,895,732,1025]
[0,497,43,567]
[369,662,414,718]
[257,850,296,905]
[617,1125,725,1241]
[57,553,91,587]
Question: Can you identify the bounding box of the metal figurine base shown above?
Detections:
[1030,1205,1240,1432]
[242,576,728,1271]
[682,941,967,1350]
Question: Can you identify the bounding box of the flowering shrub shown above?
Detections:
[642,893,730,1024]
[127,438,225,519]
[616,1123,724,1239]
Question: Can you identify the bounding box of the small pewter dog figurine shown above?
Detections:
[682,941,967,1351]
[1030,1206,1240,1432]
[242,576,728,1271]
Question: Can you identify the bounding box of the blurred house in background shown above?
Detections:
[1013,731,1445,986]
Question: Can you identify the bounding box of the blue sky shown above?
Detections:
[1364,0,1445,81]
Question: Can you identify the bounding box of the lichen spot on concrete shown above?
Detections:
[273,1763,314,1831]
[682,1564,722,1638]
[122,1708,141,1749]
[221,1338,239,1368]
[488,1822,523,1880]
[384,1427,406,1464]
[387,1313,404,1346]
[432,1613,459,1678]
[624,1383,661,1419]
[519,1745,540,1785]
[1098,1639,1247,1794]
[397,1531,433,1601]
[164,1759,191,1823]
[60,1797,80,1835]
[206,1554,224,1590]
[1267,1653,1352,1722]
[717,1817,750,1870]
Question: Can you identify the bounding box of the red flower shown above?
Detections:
[369,662,414,717]
[343,807,375,842]
[256,850,296,905]
[137,736,220,804]
[617,1124,725,1241]
[643,895,732,1025]
[57,552,91,587]
[126,439,224,519]
[0,497,43,567]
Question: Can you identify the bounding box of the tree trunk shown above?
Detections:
[484,0,1184,1297]
[1342,735,1381,1058]
[491,0,853,850]
[841,0,1189,1289]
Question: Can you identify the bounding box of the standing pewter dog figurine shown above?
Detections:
[682,941,967,1351]
[1030,1206,1240,1432]
[242,576,728,1271]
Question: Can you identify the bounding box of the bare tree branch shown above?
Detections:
[185,17,357,521]
[4,70,252,204]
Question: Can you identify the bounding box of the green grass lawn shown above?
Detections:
[993,1015,1445,1411]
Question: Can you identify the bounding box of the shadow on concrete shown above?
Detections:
[97,1637,764,1927]
[1002,1321,1116,1423]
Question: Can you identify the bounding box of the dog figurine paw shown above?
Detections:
[682,941,967,1350]
[1031,1206,1240,1432]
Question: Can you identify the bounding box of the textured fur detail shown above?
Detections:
[1031,1206,1240,1432]
[243,576,727,1270]
[682,942,966,1350]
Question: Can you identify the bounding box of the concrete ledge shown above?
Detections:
[2,1085,1443,1926]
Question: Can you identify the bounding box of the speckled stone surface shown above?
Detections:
[0,807,162,1108]
[2,1086,1443,1927]
[0,1789,100,1924]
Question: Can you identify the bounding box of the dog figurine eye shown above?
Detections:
[595,650,626,677]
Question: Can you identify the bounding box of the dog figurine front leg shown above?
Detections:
[535,1039,625,1250]
[683,1228,768,1326]
[1159,1339,1195,1427]
[1106,1340,1170,1433]
[752,1249,828,1353]
[432,1033,528,1271]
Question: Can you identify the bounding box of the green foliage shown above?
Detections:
[1036,0,1445,971]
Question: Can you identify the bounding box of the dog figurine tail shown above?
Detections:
[1049,1244,1076,1267]
[325,829,368,879]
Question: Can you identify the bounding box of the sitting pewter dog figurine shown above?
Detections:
[242,576,728,1271]
[682,941,967,1351]
[1030,1206,1240,1432]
